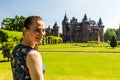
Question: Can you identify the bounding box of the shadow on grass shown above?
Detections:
[0,60,10,63]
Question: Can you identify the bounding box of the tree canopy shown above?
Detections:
[1,15,26,32]
[104,28,116,41]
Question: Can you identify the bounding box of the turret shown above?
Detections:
[82,14,90,42]
[82,13,88,22]
[62,13,70,42]
[98,17,103,27]
[70,17,77,23]
[53,22,60,37]
[97,17,104,42]
[62,13,69,24]
[70,17,78,42]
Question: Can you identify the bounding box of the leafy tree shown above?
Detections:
[1,38,16,61]
[110,36,117,49]
[104,28,116,41]
[1,18,13,30]
[1,15,26,31]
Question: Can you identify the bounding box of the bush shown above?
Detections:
[1,38,16,61]
[0,29,22,43]
[110,36,117,48]
[117,41,120,46]
[42,36,63,45]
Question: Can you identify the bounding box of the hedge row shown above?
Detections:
[0,29,63,45]
[42,36,63,45]
[0,29,22,43]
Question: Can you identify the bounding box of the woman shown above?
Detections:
[11,16,46,80]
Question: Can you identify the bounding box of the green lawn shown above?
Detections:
[0,62,12,80]
[0,43,120,80]
[39,43,120,53]
[42,52,120,80]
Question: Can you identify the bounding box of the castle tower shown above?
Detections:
[45,25,52,36]
[98,18,104,42]
[70,17,78,42]
[82,14,90,42]
[53,22,60,37]
[62,13,70,42]
[82,13,87,22]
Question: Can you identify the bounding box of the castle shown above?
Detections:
[46,14,104,43]
[45,22,60,37]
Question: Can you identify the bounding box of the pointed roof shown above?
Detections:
[62,13,69,23]
[98,17,103,26]
[71,16,77,23]
[53,21,59,28]
[72,16,76,20]
[82,13,88,22]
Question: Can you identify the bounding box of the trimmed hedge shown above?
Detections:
[42,36,63,45]
[0,29,22,42]
[0,29,63,45]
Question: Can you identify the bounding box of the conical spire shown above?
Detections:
[82,13,88,22]
[62,12,69,23]
[98,17,103,26]
[53,21,59,28]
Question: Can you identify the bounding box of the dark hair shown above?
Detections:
[24,16,43,30]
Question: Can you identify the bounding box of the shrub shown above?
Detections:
[110,36,117,49]
[42,36,63,45]
[0,29,22,43]
[1,38,16,61]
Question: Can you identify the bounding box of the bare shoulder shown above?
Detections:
[26,50,42,64]
[27,50,41,59]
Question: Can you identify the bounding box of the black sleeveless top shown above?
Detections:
[11,44,34,80]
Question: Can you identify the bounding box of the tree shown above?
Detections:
[1,18,13,30]
[1,15,26,31]
[104,28,116,41]
[110,36,117,49]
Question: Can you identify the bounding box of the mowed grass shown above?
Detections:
[0,53,13,80]
[0,43,120,80]
[39,43,120,53]
[0,62,12,80]
[42,52,120,80]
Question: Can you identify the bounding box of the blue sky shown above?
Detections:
[0,0,120,32]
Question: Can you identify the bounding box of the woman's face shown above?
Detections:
[24,20,46,45]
